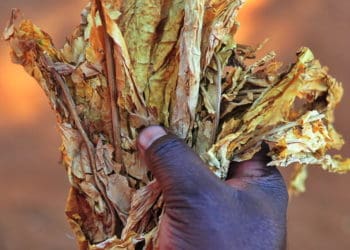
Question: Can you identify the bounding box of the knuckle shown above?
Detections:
[151,136,185,157]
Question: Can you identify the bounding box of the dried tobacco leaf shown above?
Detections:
[4,0,350,249]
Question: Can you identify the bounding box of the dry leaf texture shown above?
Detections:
[4,0,350,249]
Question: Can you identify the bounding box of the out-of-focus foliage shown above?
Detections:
[4,0,349,249]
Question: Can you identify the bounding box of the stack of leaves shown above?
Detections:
[4,0,350,249]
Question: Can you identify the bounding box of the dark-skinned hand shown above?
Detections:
[137,126,288,250]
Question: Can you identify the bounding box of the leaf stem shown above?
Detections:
[211,54,222,144]
[95,0,124,166]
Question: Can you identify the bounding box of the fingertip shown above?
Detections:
[137,126,167,153]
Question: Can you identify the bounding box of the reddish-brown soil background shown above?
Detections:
[0,1,349,249]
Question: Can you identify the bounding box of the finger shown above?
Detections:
[226,142,277,180]
[226,143,288,207]
[137,126,222,203]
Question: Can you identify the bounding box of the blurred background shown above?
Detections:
[0,0,349,249]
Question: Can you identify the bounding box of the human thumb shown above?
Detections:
[137,126,222,204]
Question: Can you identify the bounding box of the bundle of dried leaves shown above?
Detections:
[4,0,350,249]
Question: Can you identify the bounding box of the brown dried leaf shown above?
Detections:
[4,1,350,249]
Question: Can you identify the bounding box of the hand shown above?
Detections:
[137,126,288,250]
